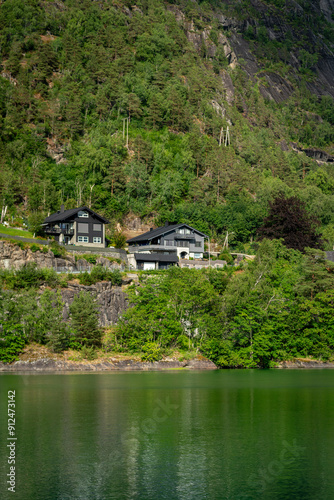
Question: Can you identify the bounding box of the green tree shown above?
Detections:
[70,291,101,347]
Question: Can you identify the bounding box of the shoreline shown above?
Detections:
[0,357,217,372]
[1,358,334,372]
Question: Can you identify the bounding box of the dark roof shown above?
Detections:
[43,206,109,224]
[127,223,208,243]
[134,253,179,263]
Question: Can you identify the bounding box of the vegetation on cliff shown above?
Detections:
[0,0,333,251]
[0,0,334,367]
[114,239,334,367]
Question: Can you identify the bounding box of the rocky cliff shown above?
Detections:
[170,0,334,104]
[0,240,125,272]
[60,281,129,327]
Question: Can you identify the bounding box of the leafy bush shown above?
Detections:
[1,264,60,289]
[78,266,122,285]
[178,334,191,350]
[141,342,163,362]
[78,271,93,286]
[80,254,98,264]
[13,263,44,289]
[30,243,41,253]
[80,346,98,360]
[49,241,66,258]
[219,251,233,264]
[112,231,127,249]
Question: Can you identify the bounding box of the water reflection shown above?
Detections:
[0,371,334,500]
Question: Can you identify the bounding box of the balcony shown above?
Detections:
[44,226,74,235]
[128,244,178,253]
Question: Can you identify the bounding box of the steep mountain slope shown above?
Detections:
[0,0,333,250]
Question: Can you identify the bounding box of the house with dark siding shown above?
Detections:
[43,206,109,247]
[127,222,208,270]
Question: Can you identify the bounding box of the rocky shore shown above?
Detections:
[2,357,334,372]
[277,359,334,369]
[0,357,218,372]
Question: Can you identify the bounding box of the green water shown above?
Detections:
[1,370,334,500]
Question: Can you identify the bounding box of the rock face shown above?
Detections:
[0,357,217,372]
[60,282,128,327]
[278,359,334,369]
[0,240,125,271]
[170,0,334,103]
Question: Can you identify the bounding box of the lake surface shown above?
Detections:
[1,370,334,500]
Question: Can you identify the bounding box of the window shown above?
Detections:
[185,229,191,234]
[78,236,89,243]
[93,237,101,244]
[78,223,89,233]
[178,228,185,234]
[194,253,202,259]
[93,223,101,231]
[78,211,89,218]
[195,241,202,247]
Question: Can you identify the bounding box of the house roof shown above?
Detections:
[127,223,208,243]
[134,253,179,263]
[43,206,109,224]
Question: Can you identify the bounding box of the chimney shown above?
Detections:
[165,221,169,226]
[60,204,65,213]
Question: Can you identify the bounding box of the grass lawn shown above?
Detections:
[0,224,36,239]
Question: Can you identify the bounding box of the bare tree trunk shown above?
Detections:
[1,205,7,224]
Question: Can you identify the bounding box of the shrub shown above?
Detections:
[42,268,59,287]
[49,241,66,258]
[78,271,93,286]
[78,266,123,286]
[80,346,98,360]
[81,254,98,264]
[141,342,163,362]
[178,334,191,350]
[14,263,43,289]
[30,244,41,253]
[219,251,233,264]
[0,265,59,289]
[112,231,127,249]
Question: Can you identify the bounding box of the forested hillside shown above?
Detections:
[0,0,334,249]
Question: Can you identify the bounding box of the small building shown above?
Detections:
[127,222,208,270]
[133,253,179,271]
[43,206,109,247]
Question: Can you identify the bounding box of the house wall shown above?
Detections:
[74,214,105,247]
[159,227,204,259]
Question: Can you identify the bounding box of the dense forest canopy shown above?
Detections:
[0,0,333,250]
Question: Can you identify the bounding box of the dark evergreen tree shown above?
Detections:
[69,291,102,347]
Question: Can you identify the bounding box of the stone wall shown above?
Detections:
[0,240,125,271]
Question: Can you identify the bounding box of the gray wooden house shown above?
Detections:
[127,222,208,270]
[43,206,109,247]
